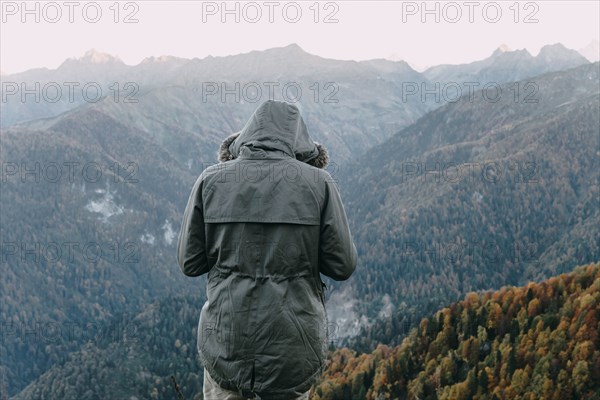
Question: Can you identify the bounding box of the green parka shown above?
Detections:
[177,100,357,399]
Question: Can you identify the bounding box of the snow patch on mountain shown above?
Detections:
[80,49,122,64]
[162,220,175,245]
[497,43,512,53]
[85,186,123,222]
[141,233,156,245]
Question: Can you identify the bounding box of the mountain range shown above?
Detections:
[1,43,590,161]
[340,62,599,349]
[0,44,598,398]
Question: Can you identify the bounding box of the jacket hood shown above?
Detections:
[218,100,329,168]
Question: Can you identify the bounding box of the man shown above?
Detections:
[177,100,357,399]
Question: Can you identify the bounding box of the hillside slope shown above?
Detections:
[0,106,207,394]
[11,263,599,399]
[313,262,600,400]
[338,62,600,349]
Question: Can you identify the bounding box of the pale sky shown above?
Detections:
[1,1,599,74]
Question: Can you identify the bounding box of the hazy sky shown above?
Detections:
[1,1,599,74]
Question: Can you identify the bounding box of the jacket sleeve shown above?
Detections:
[176,175,209,276]
[319,178,358,281]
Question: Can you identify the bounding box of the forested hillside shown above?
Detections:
[11,296,205,400]
[312,262,600,400]
[0,108,204,393]
[14,263,599,399]
[339,63,600,350]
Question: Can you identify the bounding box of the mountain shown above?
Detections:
[0,103,212,395]
[578,40,600,62]
[1,50,131,129]
[1,49,597,397]
[337,62,600,349]
[424,43,589,84]
[0,68,430,392]
[62,49,125,66]
[0,44,430,162]
[10,261,599,399]
[312,262,600,399]
[9,296,205,400]
[1,43,590,160]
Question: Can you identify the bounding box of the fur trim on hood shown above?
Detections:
[218,133,239,162]
[307,143,329,169]
[216,101,329,168]
[219,134,329,168]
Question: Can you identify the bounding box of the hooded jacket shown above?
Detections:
[177,100,357,399]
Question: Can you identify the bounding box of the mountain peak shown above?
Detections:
[491,43,513,57]
[497,43,512,53]
[57,49,125,71]
[578,39,600,62]
[538,42,569,55]
[386,52,414,64]
[270,43,308,56]
[284,43,304,51]
[537,43,588,63]
[140,55,185,64]
[79,49,123,64]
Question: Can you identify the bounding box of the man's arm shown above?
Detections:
[319,178,358,281]
[176,175,209,276]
